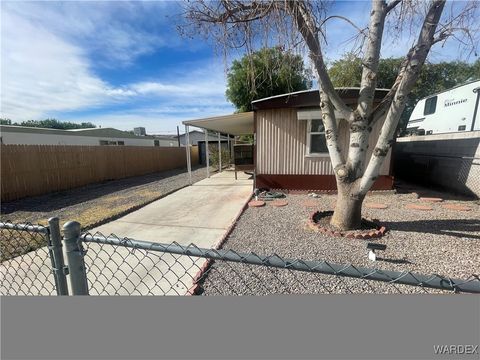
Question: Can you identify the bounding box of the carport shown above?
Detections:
[182,112,254,182]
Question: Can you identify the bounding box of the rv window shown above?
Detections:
[154,140,160,146]
[117,141,125,145]
[307,119,328,155]
[99,140,109,145]
[458,125,466,131]
[423,96,437,115]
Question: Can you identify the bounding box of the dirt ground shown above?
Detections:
[1,165,210,230]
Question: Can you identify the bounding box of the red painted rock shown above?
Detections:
[365,203,389,209]
[248,200,265,207]
[419,197,443,202]
[271,200,288,207]
[442,204,472,211]
[405,204,433,211]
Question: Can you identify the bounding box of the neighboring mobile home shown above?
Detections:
[406,79,480,135]
[183,88,393,191]
[0,126,177,147]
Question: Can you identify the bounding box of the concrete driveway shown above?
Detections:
[1,171,253,296]
[84,170,252,295]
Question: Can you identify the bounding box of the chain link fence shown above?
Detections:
[0,219,67,295]
[2,219,480,295]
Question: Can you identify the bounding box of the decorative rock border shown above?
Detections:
[442,204,472,211]
[271,200,288,207]
[187,192,254,295]
[248,200,266,207]
[419,197,443,202]
[405,204,433,211]
[308,211,387,239]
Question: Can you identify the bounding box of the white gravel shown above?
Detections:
[202,185,480,295]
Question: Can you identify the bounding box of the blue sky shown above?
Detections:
[1,1,476,134]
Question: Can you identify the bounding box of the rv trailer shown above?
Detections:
[406,79,480,135]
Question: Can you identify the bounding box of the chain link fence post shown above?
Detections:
[48,217,69,295]
[63,221,89,295]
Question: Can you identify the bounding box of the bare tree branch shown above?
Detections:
[386,0,402,14]
[287,0,353,119]
[359,0,447,194]
[348,0,388,179]
[319,15,368,37]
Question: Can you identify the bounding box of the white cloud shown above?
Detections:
[1,10,123,120]
[1,3,232,128]
[2,1,170,67]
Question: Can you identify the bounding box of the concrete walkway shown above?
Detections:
[1,171,253,296]
[92,170,252,247]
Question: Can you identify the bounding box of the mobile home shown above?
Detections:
[0,126,177,147]
[183,88,394,191]
[406,79,480,135]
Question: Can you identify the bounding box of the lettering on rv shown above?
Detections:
[444,98,467,107]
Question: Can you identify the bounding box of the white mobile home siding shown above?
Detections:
[256,108,391,176]
[0,128,175,147]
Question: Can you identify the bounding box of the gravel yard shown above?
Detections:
[202,183,480,295]
[1,165,211,230]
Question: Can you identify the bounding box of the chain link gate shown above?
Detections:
[2,219,480,295]
[1,218,68,295]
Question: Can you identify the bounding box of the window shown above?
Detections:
[307,119,328,155]
[99,140,109,145]
[117,141,125,145]
[423,96,437,115]
[154,140,160,146]
[458,125,466,131]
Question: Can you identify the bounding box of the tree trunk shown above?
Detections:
[330,184,365,231]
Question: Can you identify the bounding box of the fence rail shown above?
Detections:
[1,144,199,201]
[2,220,480,295]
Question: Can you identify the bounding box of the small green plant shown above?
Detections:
[208,145,231,170]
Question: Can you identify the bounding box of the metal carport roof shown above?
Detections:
[182,112,254,135]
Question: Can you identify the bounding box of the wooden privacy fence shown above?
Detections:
[1,145,199,202]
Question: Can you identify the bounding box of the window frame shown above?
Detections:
[423,96,437,116]
[306,119,329,157]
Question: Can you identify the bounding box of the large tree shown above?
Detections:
[182,0,479,230]
[329,54,480,133]
[226,47,312,112]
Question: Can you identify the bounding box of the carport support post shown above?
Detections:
[204,129,210,178]
[218,132,222,172]
[227,134,230,164]
[185,125,192,184]
[63,221,89,295]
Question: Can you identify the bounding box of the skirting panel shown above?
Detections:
[256,174,394,191]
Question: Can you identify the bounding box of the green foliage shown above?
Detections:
[328,53,480,132]
[0,118,97,130]
[237,134,254,144]
[226,47,312,112]
[208,145,231,170]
